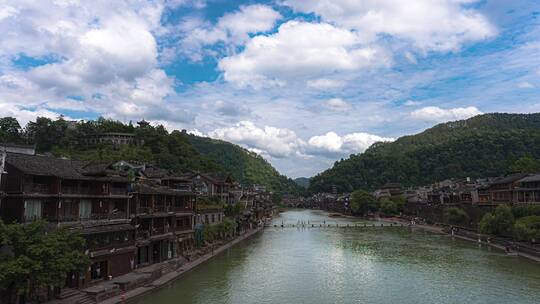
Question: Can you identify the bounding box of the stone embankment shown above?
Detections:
[49,227,263,304]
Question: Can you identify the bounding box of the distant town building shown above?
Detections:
[85,133,143,146]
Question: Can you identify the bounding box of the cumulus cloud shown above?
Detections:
[284,0,496,52]
[205,120,393,160]
[27,14,157,94]
[410,106,482,122]
[178,4,281,60]
[218,21,389,87]
[0,0,188,126]
[307,131,394,157]
[323,98,352,111]
[208,121,305,158]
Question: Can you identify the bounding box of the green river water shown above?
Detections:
[135,209,540,304]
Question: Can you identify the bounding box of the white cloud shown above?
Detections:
[0,1,189,126]
[178,4,281,60]
[307,131,394,157]
[284,0,496,52]
[28,15,157,93]
[410,106,482,122]
[405,52,417,64]
[403,100,421,106]
[214,100,251,117]
[208,121,305,158]
[205,120,394,160]
[323,98,352,111]
[0,5,17,21]
[518,81,535,89]
[218,21,389,87]
[218,5,282,39]
[0,101,66,127]
[306,78,345,89]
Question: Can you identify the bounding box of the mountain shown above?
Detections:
[0,116,303,195]
[293,177,310,189]
[309,113,540,193]
[185,134,304,195]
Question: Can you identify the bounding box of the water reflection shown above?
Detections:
[135,210,540,304]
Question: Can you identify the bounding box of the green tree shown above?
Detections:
[389,196,406,212]
[0,221,90,302]
[479,205,515,236]
[0,117,23,143]
[25,116,67,152]
[512,205,540,218]
[443,207,470,226]
[510,156,540,173]
[349,190,378,215]
[479,213,497,235]
[380,199,398,215]
[224,203,241,217]
[514,216,540,242]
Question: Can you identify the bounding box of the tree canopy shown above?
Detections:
[513,216,540,242]
[443,207,470,226]
[349,190,378,215]
[0,221,90,302]
[479,205,515,236]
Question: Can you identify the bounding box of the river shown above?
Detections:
[134,209,540,304]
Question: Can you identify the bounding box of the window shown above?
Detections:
[138,246,149,265]
[90,261,107,280]
[79,200,92,219]
[62,199,73,218]
[24,200,42,221]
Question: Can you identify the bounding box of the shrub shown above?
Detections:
[514,216,540,242]
[479,205,515,236]
[443,207,470,226]
[349,190,378,215]
[380,199,398,215]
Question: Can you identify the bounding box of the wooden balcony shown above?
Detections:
[24,183,54,194]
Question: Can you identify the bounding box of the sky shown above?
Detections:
[0,0,539,178]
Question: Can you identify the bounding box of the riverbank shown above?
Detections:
[107,227,263,304]
[49,227,263,304]
[378,216,540,263]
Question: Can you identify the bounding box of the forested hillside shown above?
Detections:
[187,135,303,195]
[0,116,303,195]
[309,113,540,193]
[293,177,310,189]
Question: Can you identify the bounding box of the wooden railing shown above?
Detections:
[24,183,52,194]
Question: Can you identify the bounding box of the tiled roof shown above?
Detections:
[516,174,540,183]
[490,173,529,185]
[5,153,130,182]
[6,153,86,179]
[142,165,171,178]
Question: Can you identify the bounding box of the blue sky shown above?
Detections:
[0,0,539,178]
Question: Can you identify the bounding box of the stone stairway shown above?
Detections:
[55,288,96,304]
